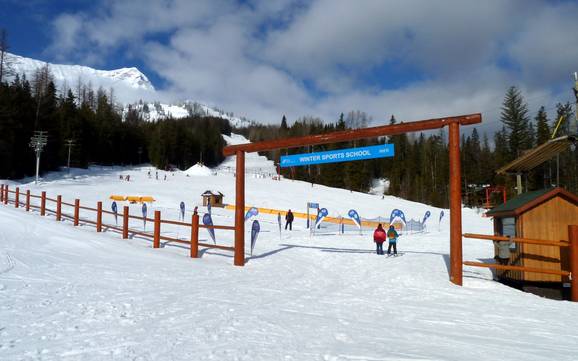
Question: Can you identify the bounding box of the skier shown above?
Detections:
[285,209,294,230]
[373,224,386,255]
[387,225,399,256]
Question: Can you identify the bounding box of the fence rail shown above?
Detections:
[463,229,578,302]
[0,184,238,265]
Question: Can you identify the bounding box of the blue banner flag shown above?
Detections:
[422,211,431,225]
[277,213,282,238]
[389,209,407,224]
[439,210,445,223]
[207,201,212,215]
[111,201,118,225]
[348,209,362,229]
[250,220,261,256]
[142,203,147,229]
[315,208,329,228]
[244,207,259,221]
[203,213,216,244]
[280,144,394,167]
[180,201,185,221]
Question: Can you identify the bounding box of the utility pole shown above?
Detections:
[29,131,48,184]
[65,139,75,172]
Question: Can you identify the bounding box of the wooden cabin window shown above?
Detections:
[500,217,516,237]
[499,217,517,251]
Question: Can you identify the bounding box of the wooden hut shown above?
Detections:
[201,190,224,207]
[485,187,578,285]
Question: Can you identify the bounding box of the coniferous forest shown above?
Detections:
[0,68,230,180]
[1,66,576,209]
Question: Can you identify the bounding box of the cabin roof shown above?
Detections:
[486,187,578,217]
[201,190,223,196]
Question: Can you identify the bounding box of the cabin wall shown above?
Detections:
[519,197,578,283]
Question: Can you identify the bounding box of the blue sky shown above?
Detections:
[1,0,577,127]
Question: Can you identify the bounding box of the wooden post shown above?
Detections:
[96,201,102,232]
[570,225,578,302]
[26,190,30,211]
[123,206,129,239]
[4,185,8,205]
[40,191,46,216]
[153,210,161,249]
[74,199,80,226]
[0,184,4,203]
[14,187,19,208]
[449,122,463,286]
[56,195,62,221]
[190,211,199,258]
[234,150,245,266]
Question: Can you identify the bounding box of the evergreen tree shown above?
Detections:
[500,86,530,159]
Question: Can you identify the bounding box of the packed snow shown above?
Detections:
[1,134,577,360]
[184,163,214,177]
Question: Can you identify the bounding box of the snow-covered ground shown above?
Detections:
[1,134,577,360]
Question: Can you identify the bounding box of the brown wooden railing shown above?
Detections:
[463,231,578,302]
[0,184,237,264]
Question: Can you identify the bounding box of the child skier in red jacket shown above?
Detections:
[373,224,386,255]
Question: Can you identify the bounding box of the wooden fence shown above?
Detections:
[463,231,578,302]
[0,184,238,264]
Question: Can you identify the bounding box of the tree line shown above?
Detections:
[0,66,230,179]
[239,87,577,208]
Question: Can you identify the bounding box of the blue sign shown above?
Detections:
[422,211,431,225]
[280,144,394,167]
[203,213,216,244]
[315,208,329,228]
[142,203,147,229]
[308,202,319,209]
[389,209,406,224]
[348,209,361,229]
[244,207,259,221]
[180,201,185,220]
[250,220,261,255]
[111,201,118,224]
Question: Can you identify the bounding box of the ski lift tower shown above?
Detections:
[29,131,48,184]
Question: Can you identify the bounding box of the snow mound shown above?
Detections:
[184,163,214,176]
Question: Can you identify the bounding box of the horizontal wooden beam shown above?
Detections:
[463,233,570,247]
[223,113,481,156]
[463,261,570,276]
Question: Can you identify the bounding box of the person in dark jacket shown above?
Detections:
[373,224,386,255]
[387,225,399,255]
[285,209,294,230]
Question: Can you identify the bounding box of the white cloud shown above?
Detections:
[46,0,576,131]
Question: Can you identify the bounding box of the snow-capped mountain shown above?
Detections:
[7,53,154,92]
[6,52,253,127]
[123,101,253,128]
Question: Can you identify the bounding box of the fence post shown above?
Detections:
[26,190,30,211]
[4,185,8,205]
[74,199,80,226]
[153,210,161,249]
[15,187,19,208]
[0,184,3,203]
[56,195,62,221]
[96,201,102,232]
[570,225,578,302]
[40,191,46,216]
[190,211,199,258]
[123,206,129,239]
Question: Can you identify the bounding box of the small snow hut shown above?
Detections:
[485,187,578,285]
[201,190,224,207]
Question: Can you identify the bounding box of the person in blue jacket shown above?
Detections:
[387,225,399,255]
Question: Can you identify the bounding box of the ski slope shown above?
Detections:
[1,134,577,361]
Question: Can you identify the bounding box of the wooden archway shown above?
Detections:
[223,113,482,286]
